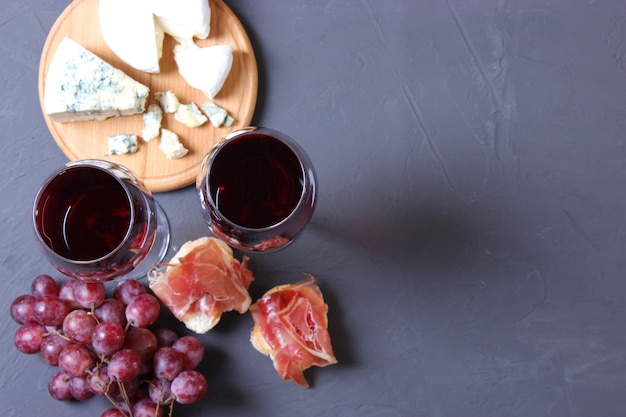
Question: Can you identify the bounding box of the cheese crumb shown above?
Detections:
[174,103,207,127]
[155,90,180,113]
[159,129,188,159]
[107,134,139,155]
[141,104,163,141]
[201,101,234,128]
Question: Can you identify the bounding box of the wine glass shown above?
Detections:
[32,159,170,282]
[196,126,317,252]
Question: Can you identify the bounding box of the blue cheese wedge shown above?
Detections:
[159,129,188,159]
[107,134,139,155]
[155,90,180,113]
[201,101,234,128]
[141,104,163,141]
[174,103,207,127]
[44,38,149,122]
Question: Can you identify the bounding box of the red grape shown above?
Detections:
[58,343,95,377]
[48,371,72,401]
[94,299,127,327]
[172,336,204,370]
[92,321,126,355]
[87,364,114,396]
[148,377,173,406]
[58,280,79,309]
[14,323,46,354]
[33,295,70,327]
[125,294,160,328]
[110,378,141,410]
[70,374,95,401]
[124,327,158,361]
[153,347,184,381]
[40,333,70,366]
[171,370,207,404]
[73,281,106,309]
[114,279,146,305]
[154,327,179,348]
[10,294,37,324]
[137,359,153,380]
[108,349,142,382]
[133,397,165,417]
[63,309,97,344]
[31,274,59,298]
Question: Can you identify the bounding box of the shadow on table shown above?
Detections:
[309,199,511,275]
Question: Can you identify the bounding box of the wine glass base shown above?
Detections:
[119,200,171,281]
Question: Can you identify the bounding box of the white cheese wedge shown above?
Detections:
[141,104,163,141]
[174,44,233,99]
[107,134,139,155]
[174,103,207,127]
[44,38,149,122]
[99,0,165,73]
[159,129,188,159]
[152,0,211,41]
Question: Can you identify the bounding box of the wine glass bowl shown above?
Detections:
[196,127,317,252]
[33,159,169,282]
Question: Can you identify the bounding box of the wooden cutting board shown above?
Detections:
[38,0,258,193]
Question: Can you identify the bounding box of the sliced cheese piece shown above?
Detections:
[99,0,164,73]
[44,38,149,122]
[159,129,188,159]
[142,104,163,141]
[174,103,207,127]
[174,44,233,99]
[152,0,211,41]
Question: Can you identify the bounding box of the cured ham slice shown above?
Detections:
[149,237,254,333]
[249,276,337,387]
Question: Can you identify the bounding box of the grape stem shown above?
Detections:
[49,327,72,342]
[117,380,134,417]
[87,307,100,324]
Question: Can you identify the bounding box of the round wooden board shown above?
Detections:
[38,0,258,193]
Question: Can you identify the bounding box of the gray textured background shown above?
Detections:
[3,1,626,416]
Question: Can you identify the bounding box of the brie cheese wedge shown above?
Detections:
[152,0,211,41]
[174,44,233,99]
[44,38,149,122]
[99,0,165,73]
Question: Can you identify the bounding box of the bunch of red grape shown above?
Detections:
[10,274,208,417]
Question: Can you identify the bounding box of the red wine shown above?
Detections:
[209,133,304,228]
[35,167,132,261]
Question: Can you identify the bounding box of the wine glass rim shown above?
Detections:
[32,161,136,265]
[202,127,316,233]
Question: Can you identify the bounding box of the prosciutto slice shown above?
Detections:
[149,237,254,333]
[249,276,337,387]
